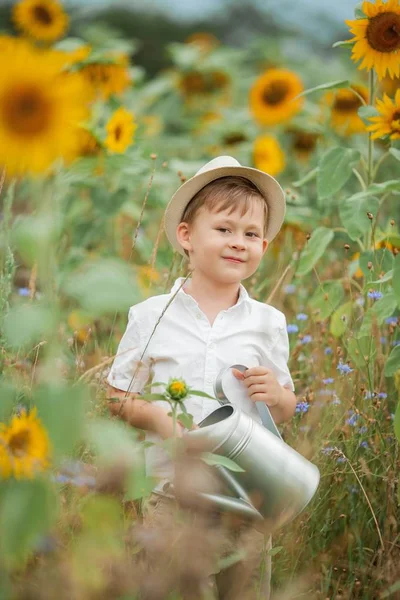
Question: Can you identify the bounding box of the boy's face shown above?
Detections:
[176,198,268,285]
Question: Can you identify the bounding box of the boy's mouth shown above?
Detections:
[223,256,245,263]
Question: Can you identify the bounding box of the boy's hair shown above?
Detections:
[180,176,268,258]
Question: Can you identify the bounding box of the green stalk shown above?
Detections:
[365,69,376,250]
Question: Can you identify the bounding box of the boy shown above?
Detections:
[106,155,297,599]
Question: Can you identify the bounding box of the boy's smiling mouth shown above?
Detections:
[223,256,245,263]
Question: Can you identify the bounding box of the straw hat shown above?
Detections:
[164,155,286,258]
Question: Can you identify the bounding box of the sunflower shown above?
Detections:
[13,0,69,43]
[105,107,136,153]
[366,88,400,138]
[0,408,50,479]
[68,309,93,343]
[76,127,102,157]
[179,70,230,97]
[324,84,369,136]
[352,239,398,277]
[380,73,400,96]
[167,378,188,401]
[0,43,90,177]
[185,32,219,53]
[81,54,131,100]
[253,134,285,176]
[249,69,304,126]
[287,127,320,160]
[345,0,400,80]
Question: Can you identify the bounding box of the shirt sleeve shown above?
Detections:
[261,313,295,392]
[106,307,151,393]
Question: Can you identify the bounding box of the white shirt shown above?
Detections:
[107,276,295,485]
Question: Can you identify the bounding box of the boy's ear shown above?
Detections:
[176,222,192,252]
[262,238,268,255]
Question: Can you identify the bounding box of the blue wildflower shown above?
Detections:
[321,446,335,455]
[359,440,368,448]
[287,324,299,334]
[296,313,308,321]
[322,377,334,385]
[337,456,347,463]
[295,401,309,414]
[299,425,311,432]
[337,360,353,374]
[385,316,398,325]
[18,287,30,297]
[380,337,387,345]
[378,392,387,399]
[346,413,359,426]
[284,284,296,294]
[331,395,341,405]
[359,425,368,434]
[348,485,359,494]
[367,290,383,300]
[300,335,312,344]
[324,347,333,355]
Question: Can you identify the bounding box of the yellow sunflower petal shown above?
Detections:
[0,43,90,178]
[13,0,69,43]
[249,68,303,126]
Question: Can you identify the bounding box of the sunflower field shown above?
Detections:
[1,0,400,598]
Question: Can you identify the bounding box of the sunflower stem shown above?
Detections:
[367,70,375,188]
[365,69,375,250]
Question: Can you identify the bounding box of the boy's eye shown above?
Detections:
[216,228,258,238]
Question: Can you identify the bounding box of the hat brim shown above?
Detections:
[164,165,286,258]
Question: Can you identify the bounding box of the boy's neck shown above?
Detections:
[183,274,241,311]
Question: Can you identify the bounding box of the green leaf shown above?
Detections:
[370,292,398,325]
[389,148,400,162]
[0,479,58,567]
[348,181,400,204]
[63,259,140,316]
[268,546,284,557]
[35,383,87,463]
[124,461,157,501]
[177,412,194,429]
[339,195,379,241]
[309,280,344,321]
[294,80,349,100]
[86,419,139,465]
[332,40,354,48]
[358,105,379,123]
[13,214,62,269]
[347,337,376,368]
[317,147,361,200]
[366,270,393,287]
[140,393,168,401]
[189,390,217,399]
[330,301,353,338]
[296,227,334,276]
[3,302,57,349]
[201,452,245,473]
[393,255,400,306]
[385,346,400,377]
[292,167,319,188]
[394,401,400,445]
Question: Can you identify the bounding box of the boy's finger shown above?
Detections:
[232,368,245,379]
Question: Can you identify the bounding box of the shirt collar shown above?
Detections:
[170,277,251,313]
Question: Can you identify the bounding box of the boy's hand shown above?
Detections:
[232,366,284,408]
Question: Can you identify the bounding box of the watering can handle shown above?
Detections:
[255,402,282,440]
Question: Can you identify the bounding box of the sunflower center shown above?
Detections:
[8,429,31,457]
[114,125,122,141]
[32,5,53,25]
[366,12,400,53]
[262,81,289,105]
[2,84,51,137]
[333,93,361,113]
[392,111,400,129]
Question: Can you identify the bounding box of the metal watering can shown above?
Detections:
[185,364,320,533]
